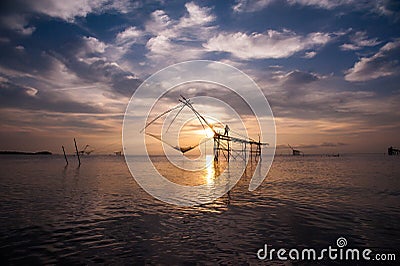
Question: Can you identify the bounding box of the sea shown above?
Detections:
[0,154,399,265]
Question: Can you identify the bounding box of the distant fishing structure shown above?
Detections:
[388,146,400,156]
[79,144,94,155]
[61,139,123,166]
[141,95,268,162]
[288,144,303,156]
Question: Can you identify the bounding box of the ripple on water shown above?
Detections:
[0,154,399,263]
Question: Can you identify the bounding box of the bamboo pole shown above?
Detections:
[62,145,68,165]
[74,138,81,166]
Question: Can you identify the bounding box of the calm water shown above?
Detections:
[0,154,399,264]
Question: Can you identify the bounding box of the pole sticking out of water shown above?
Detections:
[62,145,68,165]
[74,138,81,166]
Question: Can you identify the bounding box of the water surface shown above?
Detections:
[0,154,399,264]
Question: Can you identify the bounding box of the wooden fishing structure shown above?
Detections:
[288,144,303,156]
[141,95,268,162]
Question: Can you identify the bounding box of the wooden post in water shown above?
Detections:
[74,138,81,166]
[244,142,247,161]
[250,143,253,161]
[258,134,262,161]
[62,145,68,165]
[227,137,230,162]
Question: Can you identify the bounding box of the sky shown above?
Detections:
[0,0,399,154]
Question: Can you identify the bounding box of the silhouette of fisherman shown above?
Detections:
[224,125,230,136]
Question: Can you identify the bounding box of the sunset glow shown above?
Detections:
[0,1,399,154]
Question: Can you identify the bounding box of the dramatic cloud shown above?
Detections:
[203,30,331,60]
[0,33,141,105]
[340,31,381,51]
[345,39,400,82]
[0,0,398,152]
[144,3,216,41]
[61,37,142,97]
[266,85,400,145]
[142,2,216,64]
[257,68,400,142]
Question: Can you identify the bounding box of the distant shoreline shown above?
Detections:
[0,151,52,155]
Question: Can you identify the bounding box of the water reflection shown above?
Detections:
[205,155,215,185]
[0,154,399,264]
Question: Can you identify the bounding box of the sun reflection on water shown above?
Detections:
[205,155,215,185]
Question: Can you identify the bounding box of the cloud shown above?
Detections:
[0,0,138,38]
[232,0,347,12]
[15,45,25,51]
[345,39,400,82]
[283,70,321,85]
[232,0,400,18]
[145,35,205,63]
[28,0,136,22]
[116,26,144,45]
[178,2,216,27]
[145,3,216,40]
[303,51,317,58]
[29,0,104,21]
[145,35,176,59]
[0,0,139,37]
[82,36,107,54]
[141,2,217,65]
[145,10,173,35]
[374,0,400,17]
[0,79,102,113]
[340,31,381,51]
[0,14,36,35]
[262,68,372,118]
[257,67,400,141]
[32,35,142,98]
[0,33,141,103]
[61,48,142,97]
[287,0,350,10]
[203,30,331,60]
[0,0,398,153]
[233,0,275,12]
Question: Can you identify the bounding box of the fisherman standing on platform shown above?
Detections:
[224,125,230,136]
